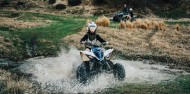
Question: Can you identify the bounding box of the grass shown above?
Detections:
[155,8,190,19]
[109,21,120,29]
[0,27,13,32]
[165,21,190,26]
[0,10,86,60]
[100,75,190,94]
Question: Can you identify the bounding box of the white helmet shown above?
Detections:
[87,21,97,33]
[129,8,133,11]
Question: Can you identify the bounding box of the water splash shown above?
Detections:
[19,47,182,93]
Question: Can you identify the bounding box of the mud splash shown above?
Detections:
[18,47,184,93]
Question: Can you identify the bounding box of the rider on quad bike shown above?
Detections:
[78,22,125,83]
[113,4,134,22]
[80,21,108,73]
[123,4,129,15]
[123,4,134,21]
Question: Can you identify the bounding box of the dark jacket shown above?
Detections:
[123,7,129,14]
[80,33,106,43]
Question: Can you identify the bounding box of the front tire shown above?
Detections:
[76,63,87,83]
[113,63,125,81]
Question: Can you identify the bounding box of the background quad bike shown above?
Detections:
[113,11,137,22]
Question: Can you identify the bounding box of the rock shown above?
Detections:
[25,2,36,9]
[49,0,56,4]
[16,1,26,9]
[17,1,25,6]
[55,4,66,10]
[93,0,105,4]
[68,0,81,6]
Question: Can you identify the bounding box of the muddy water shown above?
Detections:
[18,47,185,93]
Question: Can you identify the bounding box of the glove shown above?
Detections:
[106,42,109,45]
[80,41,85,44]
[101,42,109,46]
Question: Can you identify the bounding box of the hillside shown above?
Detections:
[0,0,189,18]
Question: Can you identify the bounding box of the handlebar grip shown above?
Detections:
[101,42,108,46]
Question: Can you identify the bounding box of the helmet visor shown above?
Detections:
[89,27,96,33]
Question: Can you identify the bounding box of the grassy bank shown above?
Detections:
[0,11,86,61]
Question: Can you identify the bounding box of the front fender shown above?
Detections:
[80,51,96,62]
[104,49,113,58]
[80,51,96,57]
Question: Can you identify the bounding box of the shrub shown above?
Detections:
[0,1,9,7]
[68,0,81,6]
[55,4,66,10]
[93,0,106,4]
[49,0,56,4]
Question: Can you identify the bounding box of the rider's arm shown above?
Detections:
[80,34,88,44]
[96,34,106,43]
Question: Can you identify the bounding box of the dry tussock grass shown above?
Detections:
[140,23,148,30]
[175,24,181,31]
[6,78,34,93]
[120,21,126,28]
[133,19,142,28]
[96,17,102,26]
[96,16,110,27]
[158,21,166,31]
[0,17,48,29]
[150,35,170,50]
[144,19,151,28]
[122,19,167,30]
[0,69,34,93]
[126,21,133,29]
[102,16,110,27]
[150,29,190,57]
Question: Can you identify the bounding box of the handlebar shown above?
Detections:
[81,41,108,47]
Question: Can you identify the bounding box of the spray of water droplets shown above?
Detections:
[19,47,181,93]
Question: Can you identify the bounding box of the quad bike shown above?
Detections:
[76,42,125,83]
[113,11,131,22]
